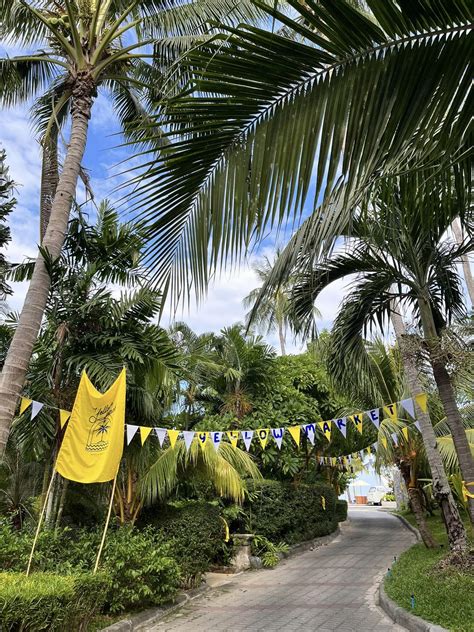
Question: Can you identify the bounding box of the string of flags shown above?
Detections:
[18,392,427,460]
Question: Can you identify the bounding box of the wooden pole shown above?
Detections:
[93,475,117,574]
[26,468,57,576]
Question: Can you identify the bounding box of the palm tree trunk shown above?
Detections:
[278,320,286,356]
[416,296,474,525]
[398,460,437,548]
[0,75,95,455]
[452,218,474,307]
[391,309,468,549]
[40,129,59,243]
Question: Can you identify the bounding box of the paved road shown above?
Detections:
[150,507,414,631]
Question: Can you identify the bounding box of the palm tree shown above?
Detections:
[243,253,319,355]
[276,169,473,547]
[0,0,269,455]
[126,0,472,307]
[0,148,14,303]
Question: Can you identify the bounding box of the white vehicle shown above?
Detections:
[367,486,389,506]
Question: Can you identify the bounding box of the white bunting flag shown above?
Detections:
[211,431,222,450]
[154,427,167,446]
[400,398,415,419]
[126,424,138,445]
[334,417,347,438]
[182,431,195,451]
[241,430,254,451]
[302,423,315,445]
[391,432,398,446]
[414,421,421,432]
[31,401,44,419]
[367,408,380,429]
[372,441,378,452]
[271,427,285,449]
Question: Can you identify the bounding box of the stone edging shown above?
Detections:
[101,524,344,631]
[389,511,422,542]
[378,583,448,632]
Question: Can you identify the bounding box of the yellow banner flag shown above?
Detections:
[140,426,153,446]
[197,432,208,449]
[415,393,427,413]
[257,428,270,449]
[319,421,331,442]
[20,397,32,415]
[350,413,363,434]
[227,430,239,448]
[168,429,180,449]
[59,409,71,428]
[383,403,398,421]
[55,369,126,484]
[288,426,301,447]
[402,426,409,442]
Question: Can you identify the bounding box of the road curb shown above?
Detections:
[378,582,448,632]
[388,511,422,542]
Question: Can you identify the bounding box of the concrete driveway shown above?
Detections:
[150,507,414,631]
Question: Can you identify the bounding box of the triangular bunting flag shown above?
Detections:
[401,426,409,441]
[20,397,32,415]
[415,393,428,413]
[257,428,270,449]
[227,430,239,448]
[383,403,398,421]
[391,432,398,446]
[400,398,415,419]
[211,431,222,451]
[367,408,380,429]
[197,432,208,449]
[241,430,254,451]
[31,401,44,419]
[59,409,71,428]
[414,420,421,432]
[140,426,153,446]
[154,428,167,446]
[288,426,301,447]
[302,423,315,445]
[182,431,195,451]
[126,424,139,445]
[318,421,332,442]
[334,417,347,438]
[350,413,363,434]
[271,428,284,449]
[381,436,388,449]
[168,429,180,449]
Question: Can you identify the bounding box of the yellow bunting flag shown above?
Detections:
[168,429,179,449]
[59,409,71,428]
[197,432,208,449]
[330,457,336,466]
[140,426,152,446]
[321,496,326,510]
[350,413,363,434]
[402,427,409,442]
[227,430,239,448]
[288,426,301,447]
[55,368,126,484]
[383,403,398,421]
[20,397,32,415]
[319,421,331,442]
[257,428,270,449]
[381,436,388,449]
[415,393,427,413]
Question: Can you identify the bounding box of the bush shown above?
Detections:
[335,499,348,522]
[0,572,109,631]
[140,501,225,588]
[244,480,337,544]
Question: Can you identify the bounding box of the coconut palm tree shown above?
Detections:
[0,148,14,302]
[126,0,472,308]
[243,252,319,355]
[0,0,270,455]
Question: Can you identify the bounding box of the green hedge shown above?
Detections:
[244,480,338,544]
[139,501,225,588]
[0,572,109,631]
[335,499,348,522]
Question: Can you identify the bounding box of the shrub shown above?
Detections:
[335,499,348,522]
[244,480,337,544]
[0,572,109,631]
[140,501,225,588]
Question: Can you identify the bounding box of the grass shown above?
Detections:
[385,511,474,632]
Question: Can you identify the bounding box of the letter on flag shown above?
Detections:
[367,408,380,429]
[334,417,347,438]
[383,403,398,421]
[197,432,208,449]
[227,430,239,448]
[271,428,284,449]
[302,424,315,445]
[257,428,269,449]
[319,421,331,442]
[211,431,222,450]
[55,368,126,484]
[350,413,363,434]
[241,430,254,451]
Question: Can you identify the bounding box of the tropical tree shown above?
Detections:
[243,252,319,355]
[0,0,270,455]
[275,169,473,547]
[0,148,14,303]
[126,0,472,308]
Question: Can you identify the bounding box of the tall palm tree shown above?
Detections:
[126,0,472,307]
[0,0,269,455]
[243,252,319,355]
[0,148,14,303]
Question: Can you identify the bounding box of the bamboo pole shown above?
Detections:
[26,468,57,576]
[93,475,117,574]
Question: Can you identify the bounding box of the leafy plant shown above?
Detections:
[251,534,289,568]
